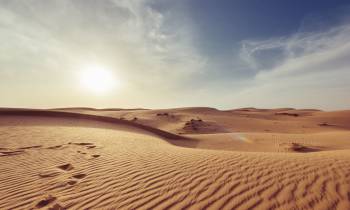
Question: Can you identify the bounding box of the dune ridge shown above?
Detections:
[0,109,184,140]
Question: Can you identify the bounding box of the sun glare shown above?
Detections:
[80,65,118,94]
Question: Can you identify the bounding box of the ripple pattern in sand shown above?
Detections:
[0,126,350,210]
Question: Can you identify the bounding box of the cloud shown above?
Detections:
[0,0,205,85]
[240,23,350,75]
[231,23,350,110]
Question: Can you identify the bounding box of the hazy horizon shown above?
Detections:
[1,0,350,110]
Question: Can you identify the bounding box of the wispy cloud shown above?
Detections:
[241,23,350,75]
[232,23,350,109]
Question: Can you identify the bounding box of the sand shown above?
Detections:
[0,108,350,209]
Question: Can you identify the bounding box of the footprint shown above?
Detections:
[72,173,87,179]
[57,174,87,187]
[57,163,74,171]
[91,154,100,158]
[35,195,56,208]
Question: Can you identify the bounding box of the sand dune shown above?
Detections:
[0,109,183,140]
[0,108,350,209]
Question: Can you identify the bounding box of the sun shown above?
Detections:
[80,65,118,94]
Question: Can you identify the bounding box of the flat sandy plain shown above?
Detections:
[0,107,350,210]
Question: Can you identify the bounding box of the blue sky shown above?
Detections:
[1,0,350,109]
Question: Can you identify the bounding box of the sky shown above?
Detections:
[1,0,350,110]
